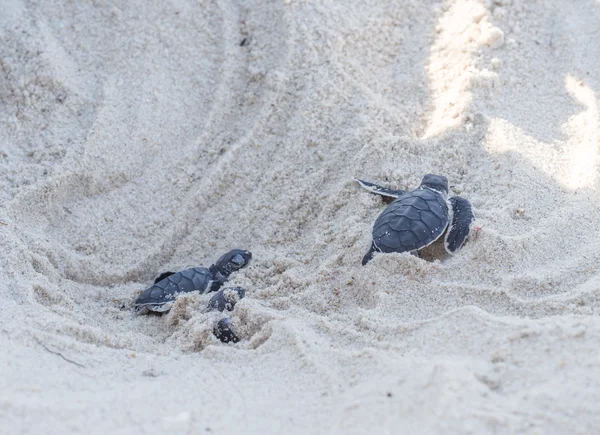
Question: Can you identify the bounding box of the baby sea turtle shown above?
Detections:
[134,249,252,313]
[355,174,474,265]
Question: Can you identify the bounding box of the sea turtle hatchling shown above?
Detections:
[134,249,252,313]
[355,174,475,265]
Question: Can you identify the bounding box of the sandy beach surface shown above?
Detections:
[2,0,600,433]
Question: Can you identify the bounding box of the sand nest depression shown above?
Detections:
[2,0,600,433]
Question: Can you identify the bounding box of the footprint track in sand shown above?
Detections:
[7,1,293,284]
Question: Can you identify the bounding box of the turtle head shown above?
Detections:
[420,174,449,197]
[213,249,252,277]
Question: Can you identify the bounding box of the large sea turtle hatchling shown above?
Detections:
[134,249,252,313]
[355,174,475,265]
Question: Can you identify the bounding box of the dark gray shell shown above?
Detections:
[372,188,449,253]
[134,267,213,311]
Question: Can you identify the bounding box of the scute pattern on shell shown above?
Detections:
[372,188,449,253]
[135,267,212,307]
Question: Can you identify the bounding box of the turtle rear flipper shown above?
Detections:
[445,196,475,254]
[362,242,378,265]
[353,178,406,198]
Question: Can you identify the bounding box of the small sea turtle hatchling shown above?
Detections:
[355,174,475,265]
[134,249,252,313]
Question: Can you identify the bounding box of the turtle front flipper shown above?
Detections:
[214,317,240,343]
[207,287,246,312]
[445,196,475,254]
[154,271,175,284]
[353,178,406,198]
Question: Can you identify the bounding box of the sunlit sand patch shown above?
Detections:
[561,75,599,190]
[485,76,599,191]
[422,0,503,138]
[484,118,560,177]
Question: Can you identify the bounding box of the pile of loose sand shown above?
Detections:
[2,0,600,433]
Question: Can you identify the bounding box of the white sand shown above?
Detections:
[2,0,600,433]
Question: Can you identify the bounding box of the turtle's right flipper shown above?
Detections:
[445,196,475,254]
[214,317,240,343]
[154,271,175,284]
[353,178,406,198]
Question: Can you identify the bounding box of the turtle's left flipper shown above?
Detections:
[353,178,406,198]
[207,287,246,312]
[361,242,378,265]
[445,196,475,254]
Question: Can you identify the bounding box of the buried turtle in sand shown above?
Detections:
[134,249,252,314]
[134,250,250,343]
[355,174,475,265]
